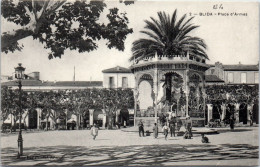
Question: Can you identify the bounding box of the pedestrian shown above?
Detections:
[170,116,176,137]
[184,116,192,139]
[138,120,144,137]
[162,123,169,140]
[90,123,99,140]
[153,123,158,138]
[230,114,235,130]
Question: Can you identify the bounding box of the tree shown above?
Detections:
[1,87,28,132]
[130,10,208,61]
[100,88,134,129]
[1,0,133,59]
[48,91,67,130]
[1,87,13,124]
[37,91,56,130]
[23,92,39,129]
[67,89,93,130]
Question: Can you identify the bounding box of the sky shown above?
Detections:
[1,1,259,81]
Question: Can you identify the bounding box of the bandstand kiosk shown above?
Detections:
[130,53,210,127]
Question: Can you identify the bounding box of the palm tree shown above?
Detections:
[130,10,208,61]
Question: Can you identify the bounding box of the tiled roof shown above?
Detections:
[2,80,44,86]
[223,64,258,71]
[55,81,102,87]
[205,75,224,82]
[102,66,132,73]
[1,80,103,87]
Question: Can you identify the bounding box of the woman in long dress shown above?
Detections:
[153,123,158,138]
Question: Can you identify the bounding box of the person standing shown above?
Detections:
[162,123,169,140]
[138,120,144,137]
[170,116,176,137]
[91,123,99,140]
[184,116,192,139]
[153,123,158,138]
[230,114,235,130]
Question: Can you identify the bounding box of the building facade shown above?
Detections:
[102,66,135,89]
[205,62,259,85]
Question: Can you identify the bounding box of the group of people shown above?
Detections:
[138,115,194,140]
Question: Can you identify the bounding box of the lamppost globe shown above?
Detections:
[14,63,25,158]
[15,63,25,80]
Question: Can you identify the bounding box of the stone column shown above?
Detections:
[235,103,240,123]
[134,76,139,126]
[207,104,213,123]
[185,72,189,117]
[102,109,106,128]
[221,104,226,121]
[37,108,41,129]
[202,86,207,125]
[116,109,120,123]
[89,109,94,126]
[154,69,158,123]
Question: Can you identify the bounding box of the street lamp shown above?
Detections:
[14,63,25,157]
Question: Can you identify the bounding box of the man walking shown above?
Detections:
[162,123,169,140]
[138,120,144,137]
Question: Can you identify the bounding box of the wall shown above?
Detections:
[103,73,135,88]
[224,71,259,84]
[205,62,224,80]
[8,86,103,90]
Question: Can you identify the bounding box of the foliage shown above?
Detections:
[130,10,208,61]
[1,86,29,130]
[205,85,259,105]
[1,87,134,129]
[1,0,133,59]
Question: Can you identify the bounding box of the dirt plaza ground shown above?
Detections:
[1,126,259,166]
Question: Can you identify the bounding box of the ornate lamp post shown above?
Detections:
[15,63,25,157]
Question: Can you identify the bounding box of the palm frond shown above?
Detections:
[131,10,208,61]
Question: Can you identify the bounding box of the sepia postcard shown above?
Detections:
[1,0,259,166]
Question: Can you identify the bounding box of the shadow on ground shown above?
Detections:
[217,128,253,133]
[2,143,258,166]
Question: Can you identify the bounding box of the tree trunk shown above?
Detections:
[46,116,49,131]
[107,115,115,130]
[76,114,80,130]
[13,120,17,132]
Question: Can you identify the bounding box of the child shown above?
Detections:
[201,134,209,143]
[91,123,99,140]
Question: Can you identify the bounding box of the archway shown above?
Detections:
[188,73,205,119]
[212,104,221,120]
[28,109,38,129]
[82,110,90,128]
[120,108,129,126]
[239,103,247,124]
[163,72,184,116]
[138,80,153,116]
[93,109,103,127]
[253,103,258,124]
[224,104,233,124]
[205,105,208,125]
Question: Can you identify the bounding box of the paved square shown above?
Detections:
[1,126,259,166]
